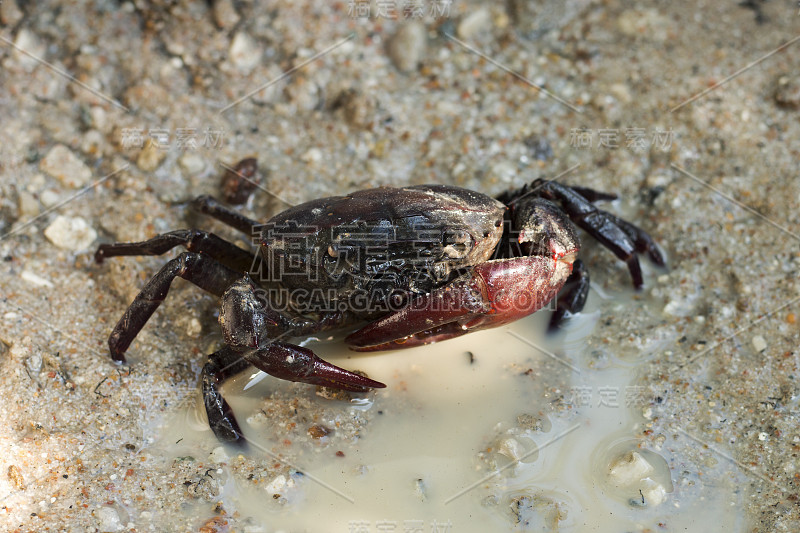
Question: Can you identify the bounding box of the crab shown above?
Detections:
[95,180,664,445]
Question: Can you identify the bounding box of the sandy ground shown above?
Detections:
[0,0,799,531]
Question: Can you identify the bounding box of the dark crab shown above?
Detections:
[95,180,664,445]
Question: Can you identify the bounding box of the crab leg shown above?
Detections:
[244,342,386,391]
[547,258,590,332]
[531,180,666,288]
[202,346,252,445]
[190,195,261,235]
[106,252,242,362]
[95,228,256,273]
[347,254,573,351]
[601,212,666,266]
[201,342,384,446]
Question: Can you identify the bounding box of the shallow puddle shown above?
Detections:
[154,285,749,532]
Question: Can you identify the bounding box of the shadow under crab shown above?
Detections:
[94,180,665,446]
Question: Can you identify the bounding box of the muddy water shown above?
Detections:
[156,287,748,532]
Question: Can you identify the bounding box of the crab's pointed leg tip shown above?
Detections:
[311,357,386,390]
[224,435,248,450]
[650,248,667,267]
[368,378,387,389]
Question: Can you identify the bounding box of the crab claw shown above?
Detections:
[243,341,386,391]
[346,252,575,351]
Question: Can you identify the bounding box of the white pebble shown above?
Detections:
[608,451,653,486]
[186,317,202,338]
[213,0,240,29]
[752,335,767,353]
[497,437,525,461]
[136,141,166,172]
[96,506,123,532]
[641,478,667,506]
[17,190,39,217]
[39,190,60,207]
[44,215,98,251]
[265,474,287,494]
[230,31,261,72]
[39,144,93,188]
[12,29,46,71]
[178,152,205,175]
[0,0,24,27]
[457,8,492,39]
[387,22,426,73]
[21,270,54,288]
[301,148,322,163]
[209,446,229,463]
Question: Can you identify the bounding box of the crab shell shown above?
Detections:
[258,185,508,317]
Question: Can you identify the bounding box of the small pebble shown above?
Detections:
[179,152,206,175]
[497,437,525,461]
[609,82,632,103]
[39,189,60,207]
[209,446,229,463]
[387,22,426,73]
[774,74,800,109]
[307,424,331,439]
[752,335,767,353]
[264,474,286,495]
[0,0,23,26]
[457,8,492,39]
[186,317,202,338]
[7,465,24,490]
[213,0,240,30]
[608,451,654,485]
[96,506,123,532]
[44,215,98,251]
[136,140,166,172]
[39,144,93,188]
[17,190,39,217]
[89,106,110,133]
[21,270,54,288]
[12,29,46,71]
[230,31,261,72]
[640,479,667,506]
[301,148,322,163]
